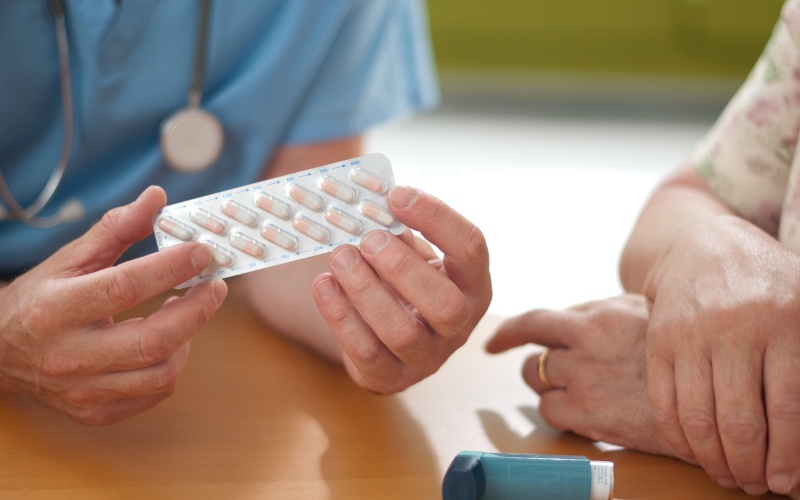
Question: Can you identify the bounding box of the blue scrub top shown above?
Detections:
[0,0,439,276]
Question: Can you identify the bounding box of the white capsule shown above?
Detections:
[358,200,395,227]
[348,167,388,194]
[285,183,323,211]
[220,199,258,227]
[202,240,235,267]
[157,216,196,241]
[292,215,330,243]
[189,207,227,234]
[259,223,299,251]
[317,176,356,203]
[324,208,363,235]
[228,231,266,259]
[252,192,291,219]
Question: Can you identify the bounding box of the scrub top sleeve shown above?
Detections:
[689,0,800,235]
[284,0,440,145]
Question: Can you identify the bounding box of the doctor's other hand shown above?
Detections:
[0,186,227,426]
[485,294,680,460]
[312,186,491,394]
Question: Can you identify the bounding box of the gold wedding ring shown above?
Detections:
[538,348,552,389]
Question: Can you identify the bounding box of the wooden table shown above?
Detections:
[0,279,781,499]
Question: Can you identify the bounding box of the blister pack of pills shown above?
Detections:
[153,153,404,289]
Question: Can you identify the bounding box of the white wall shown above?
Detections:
[369,100,712,316]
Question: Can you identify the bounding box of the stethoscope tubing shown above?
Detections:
[0,0,74,228]
[0,0,217,228]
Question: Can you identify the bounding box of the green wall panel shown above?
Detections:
[428,0,785,78]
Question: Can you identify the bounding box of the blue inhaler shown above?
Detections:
[442,451,614,500]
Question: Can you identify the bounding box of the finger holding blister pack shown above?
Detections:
[153,153,404,288]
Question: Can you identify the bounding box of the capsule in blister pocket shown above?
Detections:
[324,208,363,235]
[157,216,196,241]
[260,223,299,251]
[292,215,330,243]
[285,184,323,211]
[190,207,227,234]
[317,176,356,203]
[349,167,388,194]
[228,231,266,259]
[252,192,291,219]
[358,200,395,227]
[220,200,258,227]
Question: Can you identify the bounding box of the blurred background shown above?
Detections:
[370,0,785,317]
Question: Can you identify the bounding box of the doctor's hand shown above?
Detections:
[643,215,800,498]
[485,294,680,460]
[312,186,491,394]
[0,186,227,426]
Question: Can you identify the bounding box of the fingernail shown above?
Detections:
[360,231,389,255]
[211,280,228,306]
[768,473,793,494]
[743,484,768,496]
[388,186,418,210]
[190,245,212,271]
[332,247,358,272]
[717,477,737,489]
[315,277,337,299]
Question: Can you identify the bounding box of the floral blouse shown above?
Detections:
[691,0,800,252]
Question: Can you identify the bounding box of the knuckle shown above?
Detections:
[75,412,102,426]
[106,268,139,310]
[461,224,488,263]
[679,407,717,437]
[166,252,191,283]
[79,410,117,427]
[384,251,416,280]
[350,338,383,368]
[138,328,171,365]
[364,370,409,395]
[99,205,123,229]
[717,411,765,444]
[343,269,374,298]
[768,393,800,421]
[651,402,681,431]
[422,197,447,228]
[385,317,424,356]
[323,299,355,329]
[63,386,96,407]
[92,208,126,252]
[432,292,470,334]
[189,297,214,331]
[150,362,181,395]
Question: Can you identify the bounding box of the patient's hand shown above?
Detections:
[485,294,681,460]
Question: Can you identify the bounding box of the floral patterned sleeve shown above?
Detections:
[690,0,800,250]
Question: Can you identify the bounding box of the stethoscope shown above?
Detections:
[0,0,224,228]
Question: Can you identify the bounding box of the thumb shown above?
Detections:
[55,186,168,275]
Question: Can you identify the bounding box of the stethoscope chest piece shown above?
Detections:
[160,107,223,173]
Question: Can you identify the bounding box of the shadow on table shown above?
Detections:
[0,279,438,499]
